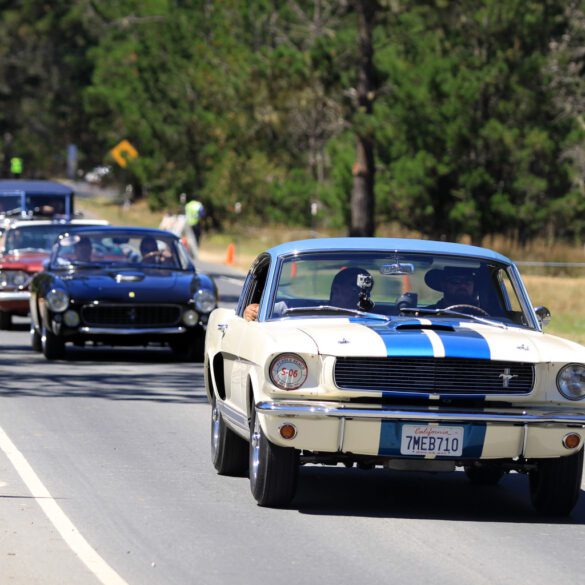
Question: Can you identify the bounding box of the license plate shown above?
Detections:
[400,425,464,456]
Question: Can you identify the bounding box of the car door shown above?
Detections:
[220,255,271,414]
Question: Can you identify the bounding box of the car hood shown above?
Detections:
[270,316,585,363]
[0,250,49,272]
[61,268,196,303]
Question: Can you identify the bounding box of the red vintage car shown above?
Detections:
[0,219,107,329]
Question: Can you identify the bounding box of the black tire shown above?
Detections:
[464,464,505,485]
[170,333,204,362]
[30,323,42,352]
[249,406,299,507]
[41,319,65,360]
[0,311,12,330]
[529,449,584,516]
[210,398,248,476]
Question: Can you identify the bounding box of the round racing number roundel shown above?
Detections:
[270,353,308,390]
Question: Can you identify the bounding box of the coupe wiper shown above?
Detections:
[400,307,506,329]
[282,305,390,320]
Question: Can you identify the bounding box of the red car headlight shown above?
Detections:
[269,353,308,390]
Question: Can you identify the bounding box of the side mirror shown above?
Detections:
[534,306,551,328]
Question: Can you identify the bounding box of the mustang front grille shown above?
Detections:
[334,357,534,395]
[80,304,182,328]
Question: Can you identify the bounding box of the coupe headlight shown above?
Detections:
[194,289,215,313]
[557,364,585,401]
[269,353,308,390]
[0,270,29,289]
[46,289,69,313]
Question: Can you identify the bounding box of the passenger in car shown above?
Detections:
[243,266,374,321]
[424,267,479,309]
[74,236,92,262]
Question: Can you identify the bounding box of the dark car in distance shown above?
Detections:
[29,226,217,361]
[0,179,75,221]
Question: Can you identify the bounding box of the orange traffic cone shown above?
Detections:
[402,274,411,293]
[290,261,297,277]
[225,243,235,265]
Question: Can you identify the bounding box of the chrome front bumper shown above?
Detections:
[0,291,30,301]
[256,400,585,426]
[79,326,186,335]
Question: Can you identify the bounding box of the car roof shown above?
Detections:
[7,219,108,229]
[267,237,512,264]
[58,225,178,238]
[0,180,73,195]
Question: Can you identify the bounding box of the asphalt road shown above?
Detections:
[2,261,585,585]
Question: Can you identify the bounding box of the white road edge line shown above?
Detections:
[0,425,131,585]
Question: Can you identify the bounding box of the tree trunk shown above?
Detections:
[350,0,377,237]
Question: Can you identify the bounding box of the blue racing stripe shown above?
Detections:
[435,328,491,360]
[378,421,487,459]
[352,320,436,357]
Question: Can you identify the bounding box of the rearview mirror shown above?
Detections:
[380,263,414,275]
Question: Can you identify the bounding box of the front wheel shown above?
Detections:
[210,398,248,476]
[529,449,584,516]
[30,323,42,352]
[41,320,65,360]
[0,311,12,330]
[249,406,299,507]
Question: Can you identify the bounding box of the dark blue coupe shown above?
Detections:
[29,226,217,361]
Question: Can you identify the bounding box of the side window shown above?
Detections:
[497,269,522,312]
[236,256,271,317]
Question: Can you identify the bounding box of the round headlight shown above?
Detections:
[12,271,28,287]
[46,289,69,313]
[194,289,215,314]
[269,353,308,390]
[557,364,585,401]
[182,309,199,327]
[63,309,80,327]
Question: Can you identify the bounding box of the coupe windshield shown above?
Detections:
[3,224,76,252]
[53,231,186,270]
[269,251,534,329]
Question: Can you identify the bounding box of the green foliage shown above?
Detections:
[1,0,584,246]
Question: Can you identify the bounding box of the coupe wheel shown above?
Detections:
[529,449,584,516]
[0,311,12,330]
[41,320,65,360]
[30,324,42,352]
[170,333,204,362]
[464,464,505,485]
[249,406,299,507]
[210,399,248,476]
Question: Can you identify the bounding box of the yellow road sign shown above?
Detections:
[110,139,138,168]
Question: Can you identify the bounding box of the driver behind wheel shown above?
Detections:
[425,267,479,309]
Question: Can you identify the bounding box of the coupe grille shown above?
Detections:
[334,357,534,395]
[81,304,182,328]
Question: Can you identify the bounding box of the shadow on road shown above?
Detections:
[292,466,585,524]
[0,344,208,405]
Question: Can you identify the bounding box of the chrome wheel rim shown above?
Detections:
[250,414,261,484]
[211,405,220,455]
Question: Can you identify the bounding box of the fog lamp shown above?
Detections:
[562,433,581,450]
[63,310,80,328]
[182,309,199,327]
[279,423,297,440]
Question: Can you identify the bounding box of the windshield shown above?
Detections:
[268,251,534,329]
[3,224,77,252]
[26,194,70,216]
[52,231,186,270]
[0,195,22,215]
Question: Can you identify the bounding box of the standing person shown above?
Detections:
[185,195,205,246]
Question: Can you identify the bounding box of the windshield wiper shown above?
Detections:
[282,305,390,320]
[400,307,506,329]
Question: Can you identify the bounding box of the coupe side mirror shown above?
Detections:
[534,306,551,328]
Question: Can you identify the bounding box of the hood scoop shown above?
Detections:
[396,323,455,332]
[114,272,145,283]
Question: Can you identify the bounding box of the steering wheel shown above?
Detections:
[445,304,489,317]
[142,251,164,263]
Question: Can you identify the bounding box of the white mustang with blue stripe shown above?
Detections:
[205,238,585,514]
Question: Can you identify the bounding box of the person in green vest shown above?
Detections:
[10,157,23,177]
[185,196,205,245]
